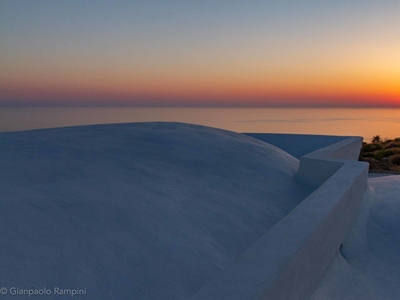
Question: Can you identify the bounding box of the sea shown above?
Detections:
[1,107,399,142]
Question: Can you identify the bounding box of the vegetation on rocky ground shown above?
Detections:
[359,136,400,173]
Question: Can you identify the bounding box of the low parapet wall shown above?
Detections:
[245,133,347,159]
[190,136,368,300]
[296,137,363,188]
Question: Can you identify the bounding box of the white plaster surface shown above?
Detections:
[1,122,382,300]
[0,122,312,300]
[245,133,347,159]
[310,175,400,300]
[191,137,368,300]
[296,137,363,188]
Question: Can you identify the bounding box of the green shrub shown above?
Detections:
[390,154,400,166]
[384,141,400,149]
[390,147,400,154]
[375,149,394,160]
[363,143,382,152]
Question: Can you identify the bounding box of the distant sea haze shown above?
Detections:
[1,107,399,141]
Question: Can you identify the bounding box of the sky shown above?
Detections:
[1,0,400,107]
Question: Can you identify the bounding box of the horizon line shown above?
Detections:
[2,102,400,109]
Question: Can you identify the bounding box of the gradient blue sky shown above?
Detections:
[1,1,400,107]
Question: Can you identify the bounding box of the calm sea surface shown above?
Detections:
[1,107,399,141]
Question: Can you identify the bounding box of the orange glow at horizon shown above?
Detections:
[1,64,399,107]
[2,1,400,108]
